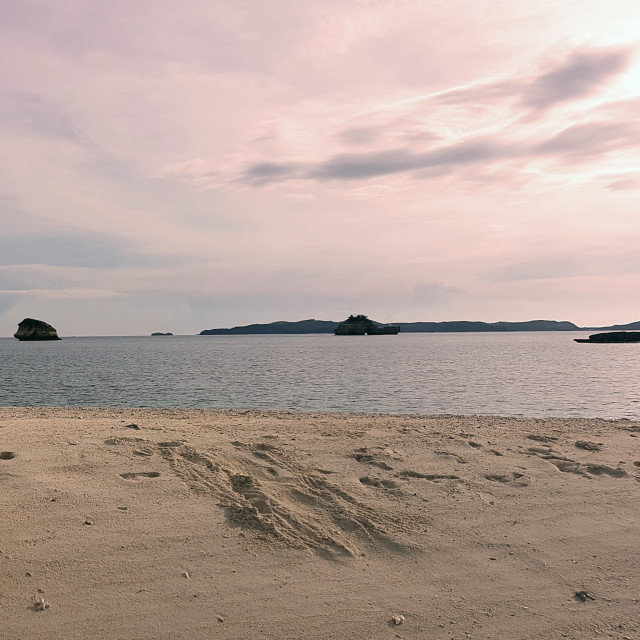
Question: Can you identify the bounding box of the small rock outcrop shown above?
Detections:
[334,314,400,336]
[574,331,640,343]
[14,318,61,341]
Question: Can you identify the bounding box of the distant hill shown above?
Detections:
[396,320,580,332]
[200,319,338,335]
[199,318,594,335]
[584,320,640,331]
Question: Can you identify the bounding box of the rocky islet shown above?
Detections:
[13,318,61,341]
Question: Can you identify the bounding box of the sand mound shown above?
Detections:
[105,435,415,558]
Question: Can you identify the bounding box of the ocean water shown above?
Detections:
[1,332,639,418]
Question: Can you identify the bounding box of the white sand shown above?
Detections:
[1,408,639,639]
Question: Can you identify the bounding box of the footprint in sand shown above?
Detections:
[574,440,602,452]
[526,434,558,443]
[526,444,627,478]
[526,446,570,461]
[349,450,394,470]
[467,442,503,456]
[398,470,459,481]
[584,464,627,478]
[1,451,16,460]
[435,450,468,464]
[359,476,399,489]
[550,460,627,478]
[152,439,418,557]
[119,471,161,479]
[485,472,527,486]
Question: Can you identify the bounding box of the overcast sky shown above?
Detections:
[1,0,640,336]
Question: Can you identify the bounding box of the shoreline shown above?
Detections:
[2,408,639,639]
[2,405,638,421]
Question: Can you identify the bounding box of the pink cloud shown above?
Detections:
[522,47,633,111]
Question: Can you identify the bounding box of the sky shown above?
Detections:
[1,0,640,336]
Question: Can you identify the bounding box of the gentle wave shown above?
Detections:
[1,333,639,418]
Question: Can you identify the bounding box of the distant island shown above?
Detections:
[151,332,173,336]
[575,331,640,343]
[334,315,400,335]
[200,319,338,335]
[200,318,640,335]
[14,318,61,341]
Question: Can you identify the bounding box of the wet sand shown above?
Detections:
[1,408,639,639]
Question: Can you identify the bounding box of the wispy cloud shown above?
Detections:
[533,121,640,160]
[310,140,515,181]
[605,174,640,190]
[220,44,639,188]
[522,47,633,111]
[238,117,637,185]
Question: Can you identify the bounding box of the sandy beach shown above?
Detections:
[1,408,639,639]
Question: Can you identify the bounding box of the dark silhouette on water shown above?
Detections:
[14,318,60,341]
[574,331,640,343]
[334,314,400,335]
[200,318,640,335]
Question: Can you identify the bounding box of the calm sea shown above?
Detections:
[1,333,639,418]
